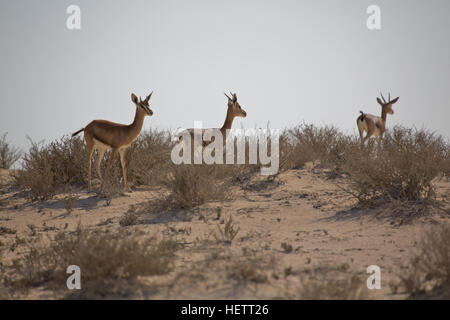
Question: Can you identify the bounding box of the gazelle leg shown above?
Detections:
[86,143,95,193]
[376,133,383,153]
[96,146,106,181]
[363,126,375,145]
[109,148,118,169]
[362,134,369,145]
[362,134,373,145]
[119,148,131,192]
[358,128,365,144]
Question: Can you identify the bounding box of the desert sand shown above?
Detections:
[0,165,449,299]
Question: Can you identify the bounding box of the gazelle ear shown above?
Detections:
[232,93,237,103]
[131,93,138,104]
[390,97,399,104]
[376,97,383,105]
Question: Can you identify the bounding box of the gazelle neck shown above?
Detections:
[220,107,235,137]
[129,107,146,135]
[381,108,388,123]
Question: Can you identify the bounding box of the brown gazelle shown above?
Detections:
[357,92,399,144]
[179,92,247,149]
[72,92,154,192]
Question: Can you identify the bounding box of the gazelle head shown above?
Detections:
[376,92,399,115]
[224,92,247,118]
[131,92,153,116]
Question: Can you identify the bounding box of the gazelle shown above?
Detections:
[72,92,154,192]
[357,92,399,144]
[178,92,247,150]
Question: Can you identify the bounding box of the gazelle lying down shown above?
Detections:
[72,92,154,192]
[357,92,399,144]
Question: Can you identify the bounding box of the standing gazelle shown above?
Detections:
[72,92,154,192]
[357,93,399,144]
[179,92,247,149]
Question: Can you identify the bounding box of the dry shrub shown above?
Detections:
[13,128,259,204]
[63,187,78,214]
[0,226,16,235]
[400,223,450,299]
[340,127,449,207]
[279,124,344,171]
[6,226,178,296]
[227,251,274,284]
[0,255,9,299]
[125,129,173,186]
[214,215,240,244]
[14,136,87,200]
[163,164,235,209]
[444,147,450,178]
[13,129,173,199]
[96,165,124,205]
[0,133,21,169]
[281,242,293,253]
[119,210,138,227]
[0,284,9,300]
[299,276,366,300]
[296,263,367,300]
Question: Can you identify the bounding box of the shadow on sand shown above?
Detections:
[317,205,395,225]
[24,194,105,215]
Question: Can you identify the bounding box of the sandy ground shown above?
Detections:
[0,166,449,299]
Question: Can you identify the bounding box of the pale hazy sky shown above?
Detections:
[1,0,449,152]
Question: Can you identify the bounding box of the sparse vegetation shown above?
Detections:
[63,191,78,214]
[279,124,345,172]
[2,122,450,300]
[0,251,9,299]
[119,209,138,227]
[0,133,21,169]
[226,250,274,284]
[281,242,293,253]
[400,223,450,299]
[124,129,173,186]
[340,127,448,207]
[14,136,87,200]
[291,263,368,299]
[164,164,233,209]
[27,224,37,237]
[215,207,222,221]
[13,130,173,200]
[298,276,366,300]
[97,167,123,206]
[214,215,240,244]
[0,227,16,236]
[12,128,251,206]
[4,226,179,297]
[278,124,450,216]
